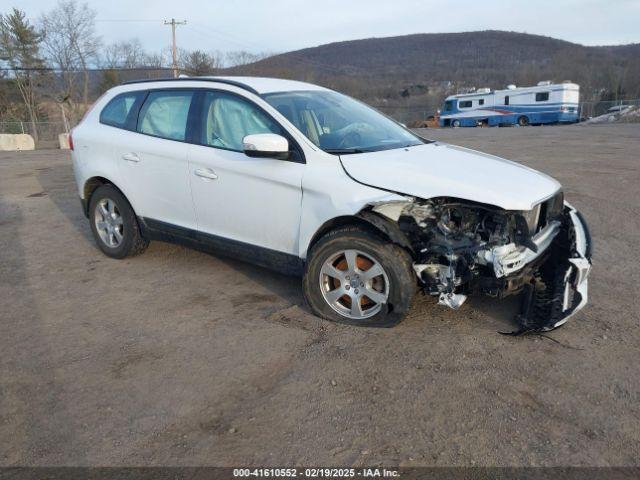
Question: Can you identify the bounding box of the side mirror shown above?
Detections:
[243,133,289,160]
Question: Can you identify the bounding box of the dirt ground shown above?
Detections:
[1,124,638,467]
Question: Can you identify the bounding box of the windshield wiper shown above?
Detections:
[324,148,368,155]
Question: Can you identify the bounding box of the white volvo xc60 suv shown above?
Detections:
[71,76,591,332]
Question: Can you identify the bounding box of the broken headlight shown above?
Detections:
[520,204,542,235]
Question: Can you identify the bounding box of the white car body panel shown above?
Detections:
[187,143,305,254]
[339,142,561,211]
[297,155,408,259]
[115,127,197,230]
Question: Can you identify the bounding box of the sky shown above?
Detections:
[7,0,640,55]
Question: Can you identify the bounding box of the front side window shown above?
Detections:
[459,100,472,108]
[199,91,283,151]
[536,92,550,102]
[100,91,144,130]
[263,90,424,153]
[138,90,194,141]
[443,100,453,112]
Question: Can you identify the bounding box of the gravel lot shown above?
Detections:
[1,124,638,467]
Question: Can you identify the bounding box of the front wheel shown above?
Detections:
[517,115,529,126]
[303,227,416,327]
[451,119,461,128]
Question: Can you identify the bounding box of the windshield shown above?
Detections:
[262,90,426,154]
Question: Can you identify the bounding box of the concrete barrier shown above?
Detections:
[0,134,36,151]
[58,133,71,150]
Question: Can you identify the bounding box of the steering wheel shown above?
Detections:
[337,131,362,149]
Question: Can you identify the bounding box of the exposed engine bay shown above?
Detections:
[365,192,592,333]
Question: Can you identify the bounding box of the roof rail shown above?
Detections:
[121,76,259,95]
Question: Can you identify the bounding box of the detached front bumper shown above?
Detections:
[549,203,592,329]
[513,201,592,332]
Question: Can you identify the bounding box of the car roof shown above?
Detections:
[213,76,328,94]
[122,76,329,95]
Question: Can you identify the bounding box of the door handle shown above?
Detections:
[194,168,218,180]
[122,152,140,163]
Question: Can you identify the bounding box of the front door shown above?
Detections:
[187,90,304,255]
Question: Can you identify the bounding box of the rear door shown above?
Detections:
[116,89,198,230]
[187,89,304,254]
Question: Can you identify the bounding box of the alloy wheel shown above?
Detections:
[319,249,389,319]
[94,198,124,248]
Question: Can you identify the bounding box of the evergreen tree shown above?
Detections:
[0,8,44,140]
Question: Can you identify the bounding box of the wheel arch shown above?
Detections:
[305,211,414,260]
[82,176,131,217]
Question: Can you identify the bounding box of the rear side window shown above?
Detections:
[138,90,194,141]
[100,92,145,130]
[504,96,510,105]
[479,99,485,106]
[536,92,550,102]
[459,100,472,108]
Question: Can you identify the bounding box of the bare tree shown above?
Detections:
[225,50,271,67]
[40,0,101,109]
[179,49,224,75]
[101,38,146,69]
[0,8,44,140]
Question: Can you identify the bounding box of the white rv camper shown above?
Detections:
[439,81,580,127]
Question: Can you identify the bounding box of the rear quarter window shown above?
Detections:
[100,91,145,130]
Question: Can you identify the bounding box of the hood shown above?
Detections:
[340,142,561,211]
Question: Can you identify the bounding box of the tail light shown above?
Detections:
[68,130,74,151]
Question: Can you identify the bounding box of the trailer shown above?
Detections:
[439,81,580,127]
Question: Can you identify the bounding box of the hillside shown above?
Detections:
[229,31,640,118]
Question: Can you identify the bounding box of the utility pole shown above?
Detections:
[164,18,187,77]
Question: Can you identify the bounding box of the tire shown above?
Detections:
[303,227,416,327]
[451,119,461,128]
[517,115,529,126]
[88,184,149,259]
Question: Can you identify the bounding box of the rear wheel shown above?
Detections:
[517,115,529,126]
[303,227,416,327]
[89,185,149,259]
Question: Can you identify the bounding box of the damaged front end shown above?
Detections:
[368,192,592,332]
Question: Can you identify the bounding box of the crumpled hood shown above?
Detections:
[340,142,562,211]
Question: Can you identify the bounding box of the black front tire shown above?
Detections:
[518,116,529,126]
[303,227,416,327]
[88,184,149,259]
